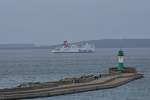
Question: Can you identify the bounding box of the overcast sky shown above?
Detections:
[0,0,150,45]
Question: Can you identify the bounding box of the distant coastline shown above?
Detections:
[0,39,150,49]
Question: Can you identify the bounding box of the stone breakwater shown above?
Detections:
[0,70,143,100]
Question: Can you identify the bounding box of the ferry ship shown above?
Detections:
[51,41,95,53]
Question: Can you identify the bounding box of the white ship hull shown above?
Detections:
[51,48,95,53]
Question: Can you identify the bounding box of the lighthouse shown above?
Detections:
[117,49,125,72]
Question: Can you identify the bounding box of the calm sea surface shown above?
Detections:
[0,48,149,100]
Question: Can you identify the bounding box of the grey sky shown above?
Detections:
[0,0,150,45]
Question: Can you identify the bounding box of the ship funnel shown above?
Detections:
[64,40,69,48]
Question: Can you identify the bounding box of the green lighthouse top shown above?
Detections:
[117,49,124,56]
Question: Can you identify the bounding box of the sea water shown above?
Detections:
[0,48,149,100]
